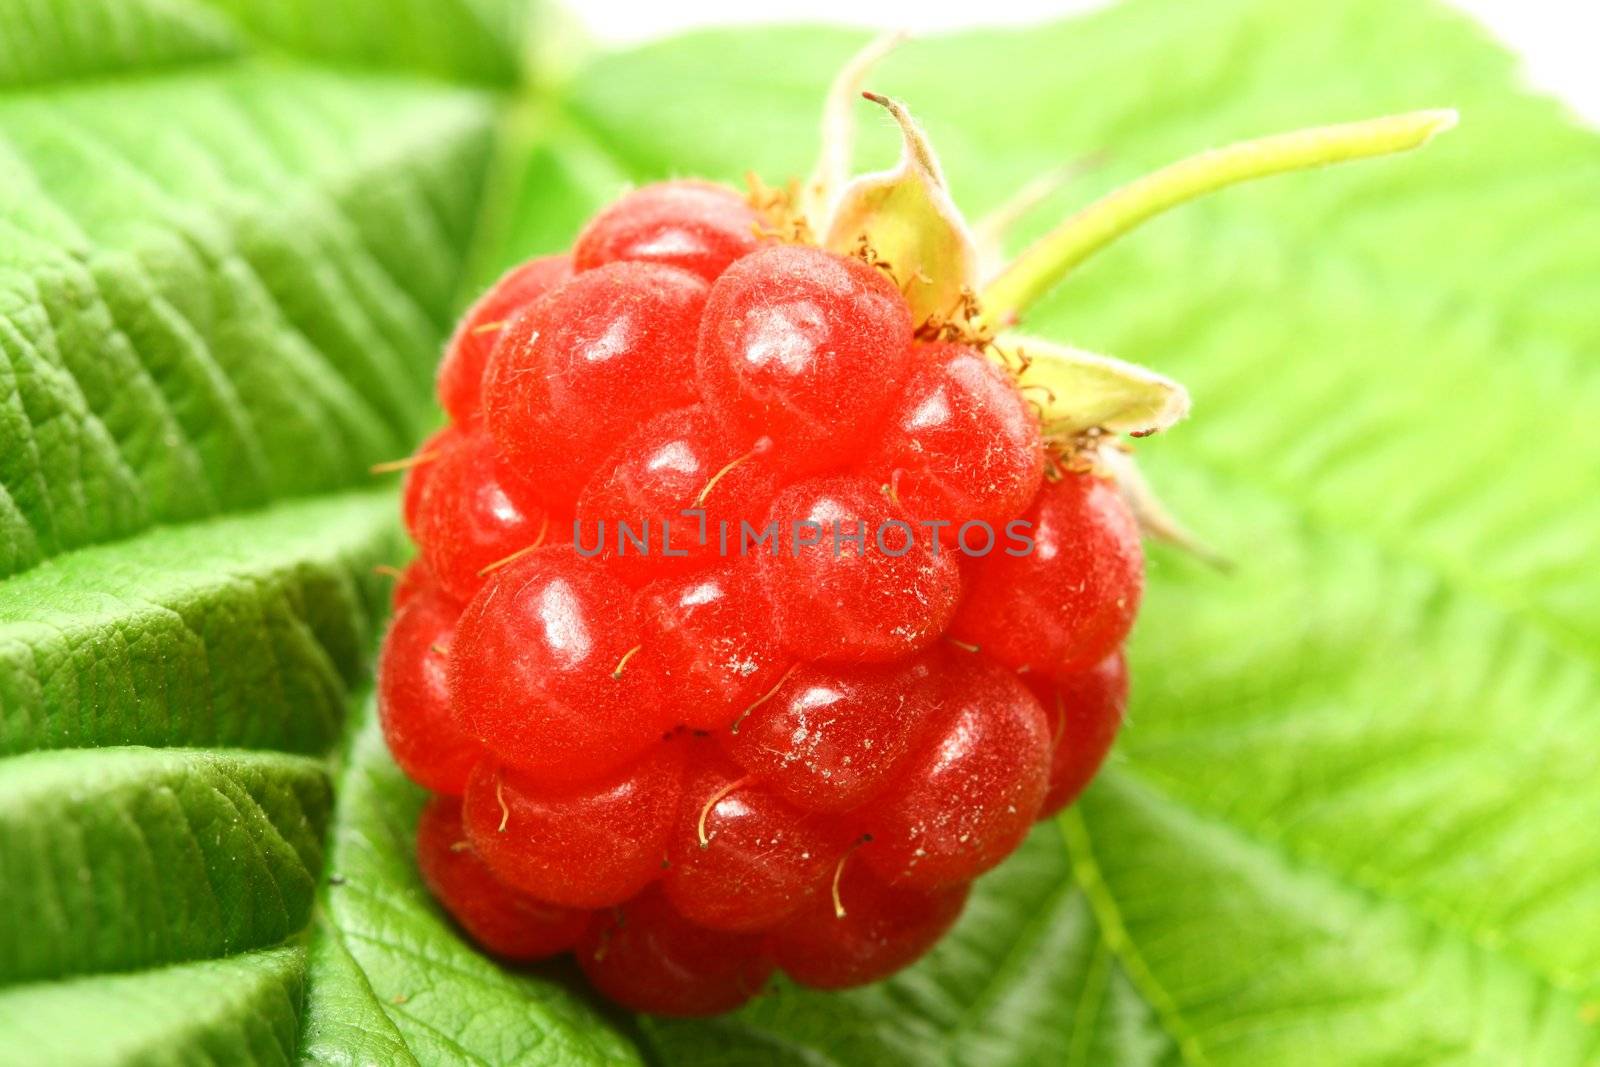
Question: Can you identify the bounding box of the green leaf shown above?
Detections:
[0,947,306,1067]
[5,0,1600,1064]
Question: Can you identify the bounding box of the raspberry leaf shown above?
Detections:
[5,0,1600,1064]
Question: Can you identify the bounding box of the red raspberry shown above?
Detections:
[573,180,762,282]
[461,743,684,908]
[860,652,1050,890]
[400,424,459,540]
[377,589,476,794]
[951,471,1143,679]
[576,887,773,1017]
[722,654,939,813]
[412,429,552,604]
[382,119,1186,1009]
[861,342,1045,543]
[662,746,851,932]
[771,861,968,990]
[575,405,778,584]
[437,255,571,425]
[449,547,669,785]
[759,475,961,663]
[387,557,433,611]
[370,65,1450,1008]
[634,564,789,732]
[696,244,914,474]
[1027,648,1129,819]
[483,262,707,506]
[416,796,589,959]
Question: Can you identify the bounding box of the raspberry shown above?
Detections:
[1028,648,1129,819]
[576,887,773,1017]
[576,405,778,584]
[861,342,1045,542]
[375,50,1437,1014]
[413,429,552,603]
[400,424,459,540]
[950,471,1143,679]
[573,180,763,282]
[770,861,968,990]
[449,547,669,785]
[388,557,432,611]
[759,475,961,663]
[377,589,476,794]
[461,743,684,908]
[484,262,707,505]
[662,746,851,932]
[437,255,571,425]
[696,244,914,475]
[416,796,589,959]
[859,651,1050,890]
[635,563,789,731]
[722,654,939,813]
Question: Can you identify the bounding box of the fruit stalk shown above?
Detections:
[979,109,1458,325]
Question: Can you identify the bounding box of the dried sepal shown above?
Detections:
[994,334,1189,438]
[822,93,979,326]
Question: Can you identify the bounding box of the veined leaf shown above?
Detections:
[3,0,1598,1063]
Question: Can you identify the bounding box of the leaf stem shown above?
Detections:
[979,109,1457,325]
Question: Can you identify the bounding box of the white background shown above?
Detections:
[569,0,1598,124]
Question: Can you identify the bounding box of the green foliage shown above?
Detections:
[0,0,1595,1064]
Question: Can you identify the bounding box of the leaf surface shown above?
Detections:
[3,1,1598,1064]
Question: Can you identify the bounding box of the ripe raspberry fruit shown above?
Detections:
[759,475,961,663]
[461,743,685,908]
[573,180,763,282]
[771,861,968,990]
[576,405,779,584]
[416,796,589,959]
[449,547,669,785]
[696,244,914,474]
[387,557,433,611]
[862,342,1045,542]
[635,563,789,731]
[378,589,476,795]
[663,747,851,932]
[951,471,1143,679]
[484,261,707,505]
[722,654,939,813]
[577,887,773,1017]
[437,255,571,425]
[400,424,459,540]
[379,40,1449,1016]
[859,652,1050,890]
[413,429,552,603]
[1028,648,1129,819]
